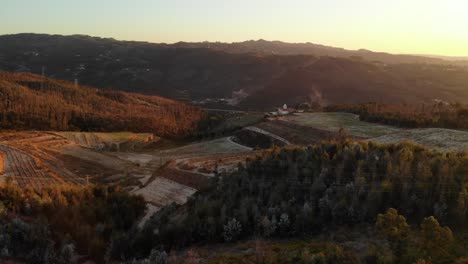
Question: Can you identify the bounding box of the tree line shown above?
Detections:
[326,102,468,129]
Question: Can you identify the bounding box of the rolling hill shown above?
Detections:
[241,57,468,109]
[1,34,468,109]
[0,71,204,137]
[174,39,468,65]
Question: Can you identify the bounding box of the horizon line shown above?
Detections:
[3,32,468,60]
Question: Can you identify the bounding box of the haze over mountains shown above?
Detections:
[173,39,468,65]
[1,33,468,109]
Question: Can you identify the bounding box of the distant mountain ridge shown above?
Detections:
[1,33,468,109]
[173,39,468,65]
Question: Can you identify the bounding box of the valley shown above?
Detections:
[1,110,466,230]
[0,103,466,263]
[0,130,260,227]
[0,36,467,264]
[2,3,468,262]
[2,34,468,110]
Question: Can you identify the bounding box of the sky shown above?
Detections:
[2,0,468,57]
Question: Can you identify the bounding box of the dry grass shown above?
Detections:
[56,131,156,151]
[134,177,196,207]
[255,120,337,145]
[160,137,252,159]
[285,112,401,138]
[370,128,468,152]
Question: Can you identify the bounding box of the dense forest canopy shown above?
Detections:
[0,183,145,263]
[0,72,204,137]
[128,140,467,262]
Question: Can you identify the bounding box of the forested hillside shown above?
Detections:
[0,183,145,263]
[240,58,468,109]
[127,141,467,262]
[2,34,468,108]
[0,72,204,137]
[173,39,468,65]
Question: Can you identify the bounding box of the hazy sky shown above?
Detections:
[2,0,468,56]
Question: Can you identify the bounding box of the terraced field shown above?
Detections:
[0,130,260,228]
[0,131,153,189]
[0,133,86,188]
[134,177,196,208]
[57,132,156,151]
[127,136,258,225]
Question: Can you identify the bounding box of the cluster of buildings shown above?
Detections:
[265,104,299,117]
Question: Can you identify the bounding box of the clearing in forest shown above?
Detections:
[371,128,468,152]
[285,112,401,138]
[160,136,252,159]
[134,177,196,208]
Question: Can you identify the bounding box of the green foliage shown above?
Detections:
[376,208,410,244]
[133,141,467,259]
[223,218,242,242]
[419,216,454,261]
[0,183,145,263]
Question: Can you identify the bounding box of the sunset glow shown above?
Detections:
[2,0,468,56]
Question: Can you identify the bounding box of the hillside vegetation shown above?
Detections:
[0,183,145,263]
[172,39,468,65]
[2,34,468,108]
[128,141,467,263]
[240,58,468,109]
[0,72,204,137]
[327,102,468,130]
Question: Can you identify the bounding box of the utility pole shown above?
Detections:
[41,66,46,90]
[74,78,79,88]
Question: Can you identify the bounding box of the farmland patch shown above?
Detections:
[285,112,401,138]
[134,177,196,208]
[370,128,468,152]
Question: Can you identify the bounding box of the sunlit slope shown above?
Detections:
[0,72,204,137]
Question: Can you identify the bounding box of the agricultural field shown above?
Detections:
[371,128,468,152]
[0,131,163,190]
[253,120,337,145]
[0,130,259,225]
[134,177,196,208]
[129,136,257,224]
[0,131,258,224]
[0,115,465,232]
[210,112,264,134]
[284,112,401,138]
[175,151,261,177]
[275,112,468,152]
[159,136,252,159]
[0,132,87,188]
[57,131,156,151]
